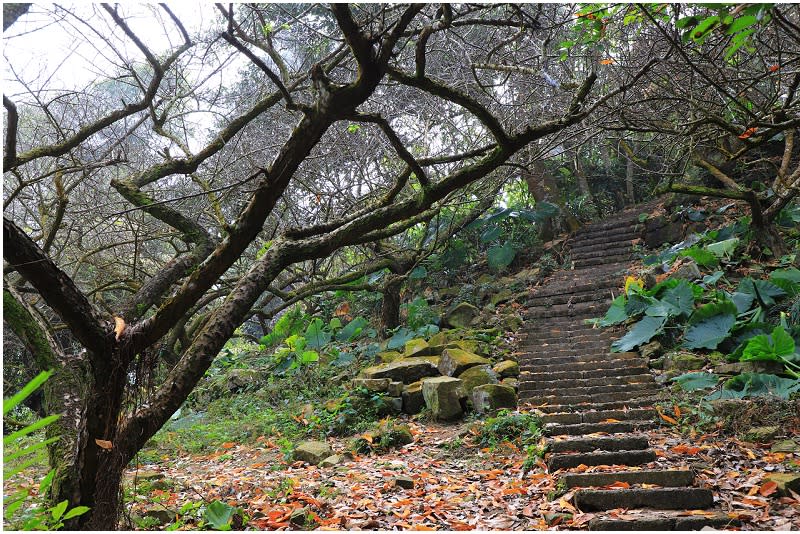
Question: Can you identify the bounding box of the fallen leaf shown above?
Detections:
[113,316,125,340]
[738,126,758,139]
[95,439,113,450]
[769,64,780,72]
[759,481,778,497]
[599,58,614,65]
[673,405,681,419]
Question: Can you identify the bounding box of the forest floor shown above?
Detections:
[121,414,800,531]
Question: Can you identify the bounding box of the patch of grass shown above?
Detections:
[476,409,542,449]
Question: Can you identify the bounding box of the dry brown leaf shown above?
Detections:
[113,316,125,340]
[759,481,778,497]
[95,438,113,450]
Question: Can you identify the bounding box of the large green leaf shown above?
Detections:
[706,237,739,259]
[682,314,736,350]
[728,291,755,313]
[335,317,369,342]
[480,225,503,243]
[624,293,657,317]
[487,242,516,270]
[769,267,800,296]
[652,280,695,318]
[387,327,414,350]
[672,372,721,391]
[598,294,628,326]
[611,316,667,352]
[706,373,800,400]
[741,325,795,362]
[680,246,719,268]
[682,301,738,349]
[204,500,240,530]
[304,318,331,350]
[737,278,787,307]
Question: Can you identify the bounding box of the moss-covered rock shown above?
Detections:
[404,338,438,357]
[457,365,499,395]
[422,377,465,421]
[361,357,440,383]
[438,348,491,377]
[743,425,781,442]
[472,384,517,414]
[293,441,333,465]
[402,381,425,415]
[376,351,404,363]
[351,378,391,392]
[493,360,520,378]
[444,302,480,329]
[664,352,706,371]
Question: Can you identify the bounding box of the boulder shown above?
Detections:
[743,426,781,442]
[714,361,785,375]
[361,357,440,383]
[458,365,499,395]
[387,381,403,396]
[393,476,415,489]
[380,396,403,415]
[293,441,333,465]
[490,290,514,307]
[493,360,520,378]
[764,473,800,497]
[471,384,517,414]
[771,439,800,453]
[644,215,684,248]
[141,507,175,525]
[664,352,705,371]
[351,378,391,392]
[422,377,465,421]
[446,339,483,356]
[427,331,449,348]
[640,341,662,360]
[668,259,702,282]
[223,368,261,392]
[501,377,519,391]
[319,454,344,468]
[404,338,437,357]
[376,351,404,363]
[402,381,425,415]
[438,348,491,377]
[444,302,480,329]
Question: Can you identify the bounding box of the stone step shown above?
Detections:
[520,381,659,398]
[572,244,634,260]
[574,254,635,268]
[520,346,612,359]
[542,408,655,426]
[527,289,617,307]
[530,397,657,413]
[573,222,641,239]
[521,339,611,350]
[570,239,636,255]
[526,306,608,320]
[521,324,609,336]
[571,229,640,247]
[573,487,714,512]
[521,390,659,407]
[561,469,695,489]
[548,449,657,470]
[523,366,650,382]
[521,358,648,375]
[529,277,622,297]
[519,351,639,366]
[525,374,655,392]
[587,510,739,531]
[548,435,650,454]
[544,420,656,437]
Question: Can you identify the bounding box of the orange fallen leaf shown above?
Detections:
[759,481,778,497]
[739,497,769,507]
[221,442,236,449]
[657,408,678,425]
[449,521,472,531]
[599,58,614,65]
[673,405,681,418]
[738,126,758,139]
[95,439,113,450]
[607,481,631,489]
[769,64,780,72]
[602,418,621,423]
[113,316,125,341]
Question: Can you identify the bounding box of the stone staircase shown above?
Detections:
[518,203,737,530]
